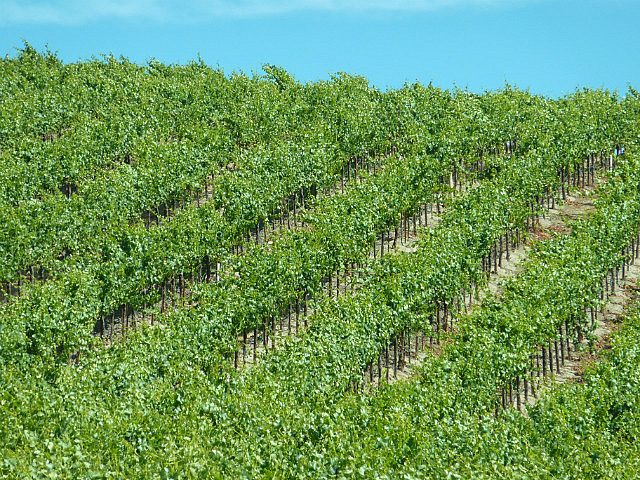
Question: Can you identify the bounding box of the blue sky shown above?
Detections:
[1,0,638,96]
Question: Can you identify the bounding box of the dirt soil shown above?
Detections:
[391,187,601,386]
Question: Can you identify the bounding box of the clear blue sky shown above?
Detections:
[1,0,638,97]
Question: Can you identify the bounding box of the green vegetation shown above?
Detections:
[2,44,640,479]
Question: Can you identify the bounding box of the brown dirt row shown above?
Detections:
[513,260,640,411]
[383,185,600,387]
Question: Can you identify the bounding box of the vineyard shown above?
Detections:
[2,45,640,479]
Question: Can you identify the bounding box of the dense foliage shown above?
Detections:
[2,45,640,479]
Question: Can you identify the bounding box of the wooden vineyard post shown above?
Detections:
[253,328,257,363]
[385,345,389,383]
[243,331,247,364]
[393,337,398,378]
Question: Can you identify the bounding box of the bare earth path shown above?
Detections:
[389,186,600,386]
[516,254,640,409]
